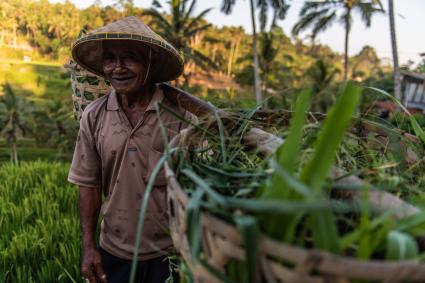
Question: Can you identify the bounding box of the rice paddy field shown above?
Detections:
[0,59,70,100]
[0,139,58,163]
[0,161,80,282]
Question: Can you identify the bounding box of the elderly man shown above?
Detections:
[68,17,191,283]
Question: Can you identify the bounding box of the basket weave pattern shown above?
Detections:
[66,63,112,120]
[165,129,425,283]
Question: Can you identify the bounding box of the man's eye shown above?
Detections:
[103,53,114,61]
[125,54,137,61]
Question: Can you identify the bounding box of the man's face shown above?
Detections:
[102,41,150,95]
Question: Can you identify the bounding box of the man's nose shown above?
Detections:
[113,57,125,70]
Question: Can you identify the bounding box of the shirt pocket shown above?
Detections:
[150,120,181,153]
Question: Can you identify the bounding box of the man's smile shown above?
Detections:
[111,75,136,84]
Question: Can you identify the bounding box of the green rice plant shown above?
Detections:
[0,161,80,283]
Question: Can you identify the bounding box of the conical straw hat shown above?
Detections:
[71,16,184,83]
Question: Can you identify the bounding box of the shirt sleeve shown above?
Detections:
[68,114,101,188]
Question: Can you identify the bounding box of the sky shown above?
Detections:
[61,0,425,65]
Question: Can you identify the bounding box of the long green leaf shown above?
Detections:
[213,107,227,164]
[300,82,362,191]
[301,82,362,253]
[262,88,312,200]
[260,89,312,241]
[276,89,312,173]
[234,215,259,283]
[186,188,204,260]
[182,168,228,207]
[129,149,176,283]
[182,167,347,214]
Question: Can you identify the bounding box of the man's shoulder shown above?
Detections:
[162,95,185,113]
[158,85,198,125]
[79,94,109,131]
[81,94,109,120]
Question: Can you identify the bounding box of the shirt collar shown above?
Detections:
[146,85,165,112]
[106,85,165,112]
[106,89,120,111]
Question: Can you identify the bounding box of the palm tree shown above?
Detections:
[114,0,135,16]
[306,59,339,112]
[145,0,215,86]
[259,27,280,108]
[32,100,77,158]
[388,0,401,102]
[292,0,383,81]
[221,0,290,105]
[0,83,32,163]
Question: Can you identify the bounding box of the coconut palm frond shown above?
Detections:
[221,0,236,14]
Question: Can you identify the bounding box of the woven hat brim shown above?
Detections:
[72,32,184,83]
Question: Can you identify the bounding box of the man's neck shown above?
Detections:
[117,83,156,110]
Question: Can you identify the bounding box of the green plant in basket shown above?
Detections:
[262,82,361,253]
[133,83,425,283]
[261,82,425,262]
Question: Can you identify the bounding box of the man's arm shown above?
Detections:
[79,186,107,283]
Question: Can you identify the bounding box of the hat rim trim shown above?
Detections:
[71,32,184,81]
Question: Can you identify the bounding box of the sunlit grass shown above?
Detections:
[0,161,80,282]
[0,60,70,99]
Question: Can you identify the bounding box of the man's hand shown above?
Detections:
[78,186,105,283]
[81,247,107,283]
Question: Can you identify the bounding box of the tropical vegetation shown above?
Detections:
[1,0,425,282]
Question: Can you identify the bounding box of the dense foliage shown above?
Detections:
[1,0,392,93]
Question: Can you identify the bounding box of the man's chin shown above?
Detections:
[112,85,137,95]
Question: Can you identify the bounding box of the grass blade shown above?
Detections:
[213,107,227,164]
[300,82,362,253]
[130,149,176,283]
[300,82,362,191]
[186,188,204,260]
[262,88,312,200]
[181,168,228,207]
[234,215,259,283]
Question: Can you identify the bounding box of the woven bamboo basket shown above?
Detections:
[64,62,112,120]
[165,126,425,283]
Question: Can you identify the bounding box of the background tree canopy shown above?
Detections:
[0,0,421,161]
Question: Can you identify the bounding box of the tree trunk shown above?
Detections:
[343,13,351,81]
[13,22,17,49]
[249,0,262,105]
[0,30,4,47]
[212,46,217,63]
[263,80,269,109]
[11,142,18,163]
[227,39,235,77]
[228,36,241,77]
[389,0,402,102]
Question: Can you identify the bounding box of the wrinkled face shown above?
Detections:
[102,40,150,95]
